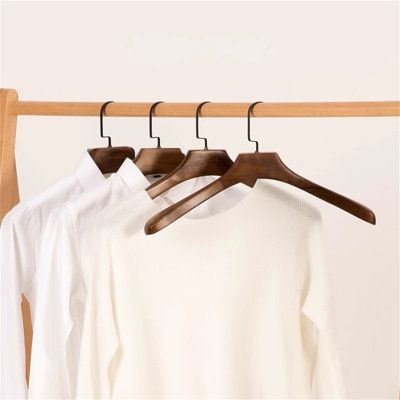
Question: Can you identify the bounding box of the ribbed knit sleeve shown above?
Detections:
[301,217,347,398]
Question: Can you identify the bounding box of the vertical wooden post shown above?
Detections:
[0,88,19,216]
[0,88,33,383]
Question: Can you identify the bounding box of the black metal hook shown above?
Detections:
[99,101,114,148]
[247,101,262,153]
[196,101,210,150]
[149,101,164,148]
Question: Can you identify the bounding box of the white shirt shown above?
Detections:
[77,181,346,399]
[0,152,105,399]
[28,159,150,399]
[28,165,240,399]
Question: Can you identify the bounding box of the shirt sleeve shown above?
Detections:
[0,205,36,399]
[301,217,347,399]
[76,223,119,399]
[29,207,86,399]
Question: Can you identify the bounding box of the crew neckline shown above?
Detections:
[144,179,263,230]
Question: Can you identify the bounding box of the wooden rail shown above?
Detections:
[9,99,400,117]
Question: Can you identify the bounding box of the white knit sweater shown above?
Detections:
[77,180,346,399]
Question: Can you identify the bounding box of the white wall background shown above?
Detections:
[1,1,399,398]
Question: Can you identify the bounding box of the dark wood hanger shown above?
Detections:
[145,152,376,234]
[133,102,185,175]
[88,101,135,174]
[88,147,136,174]
[146,102,234,198]
[134,147,184,175]
[146,149,233,198]
[145,102,376,234]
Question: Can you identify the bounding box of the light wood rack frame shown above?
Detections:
[1,88,399,382]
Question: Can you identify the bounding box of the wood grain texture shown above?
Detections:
[147,149,233,198]
[8,100,400,117]
[134,148,185,175]
[0,89,33,384]
[145,152,376,235]
[0,89,19,217]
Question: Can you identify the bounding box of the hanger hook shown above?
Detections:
[100,101,114,148]
[196,101,210,150]
[149,101,164,148]
[247,101,262,153]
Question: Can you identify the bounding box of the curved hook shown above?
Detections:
[149,101,164,148]
[100,101,114,148]
[196,101,210,150]
[247,101,263,153]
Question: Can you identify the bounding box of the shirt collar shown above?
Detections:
[74,151,105,192]
[116,158,150,193]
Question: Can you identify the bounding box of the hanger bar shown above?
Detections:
[9,100,400,117]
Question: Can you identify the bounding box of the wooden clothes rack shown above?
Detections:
[1,88,399,382]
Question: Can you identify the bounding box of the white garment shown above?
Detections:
[28,165,239,399]
[77,180,346,399]
[28,159,149,399]
[0,152,105,400]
